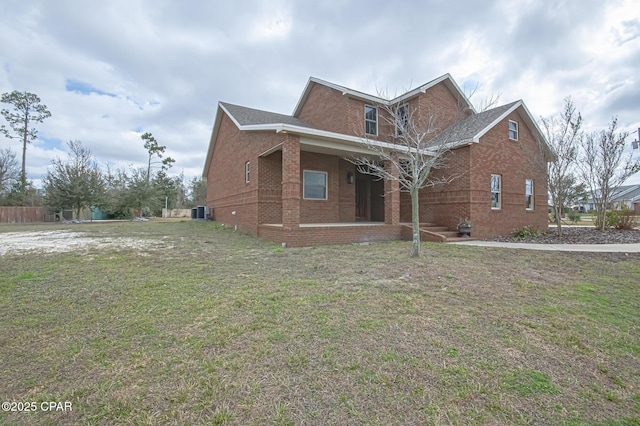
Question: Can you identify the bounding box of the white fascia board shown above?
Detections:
[391,73,476,113]
[310,77,385,104]
[218,102,244,129]
[202,104,225,177]
[282,124,439,156]
[245,120,435,157]
[473,101,522,141]
[391,74,449,104]
[518,101,550,146]
[293,77,386,116]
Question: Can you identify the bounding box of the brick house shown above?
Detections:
[203,74,553,247]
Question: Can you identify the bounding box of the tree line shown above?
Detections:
[0,90,206,218]
[542,97,640,234]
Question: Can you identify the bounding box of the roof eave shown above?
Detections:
[202,103,225,177]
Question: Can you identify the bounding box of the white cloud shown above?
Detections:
[0,0,639,185]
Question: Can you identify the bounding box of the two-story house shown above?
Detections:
[203,74,552,247]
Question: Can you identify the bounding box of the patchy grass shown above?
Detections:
[0,221,639,425]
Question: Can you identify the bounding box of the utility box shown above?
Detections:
[192,206,209,220]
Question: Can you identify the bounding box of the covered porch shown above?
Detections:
[255,133,406,246]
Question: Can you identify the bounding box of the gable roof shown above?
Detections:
[203,76,553,176]
[427,100,554,159]
[584,184,640,204]
[221,102,311,128]
[292,73,475,117]
[202,101,410,176]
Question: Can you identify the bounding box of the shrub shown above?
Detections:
[566,210,581,224]
[512,226,542,239]
[613,207,637,230]
[595,207,638,230]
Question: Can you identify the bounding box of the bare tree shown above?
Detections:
[540,97,583,236]
[0,147,20,194]
[349,98,459,258]
[0,91,51,183]
[579,117,640,231]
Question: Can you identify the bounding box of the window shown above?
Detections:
[303,170,327,200]
[491,174,501,209]
[508,120,518,140]
[525,179,534,210]
[365,105,377,136]
[396,104,408,136]
[245,161,250,183]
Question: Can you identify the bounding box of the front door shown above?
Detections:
[355,177,370,221]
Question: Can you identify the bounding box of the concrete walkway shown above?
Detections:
[452,240,640,252]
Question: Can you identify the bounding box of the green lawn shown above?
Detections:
[1,221,639,425]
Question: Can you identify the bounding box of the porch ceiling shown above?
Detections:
[259,136,390,160]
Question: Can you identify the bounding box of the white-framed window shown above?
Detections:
[303,170,327,200]
[525,179,534,210]
[396,104,408,136]
[491,174,501,209]
[245,161,250,183]
[508,120,518,141]
[365,105,377,136]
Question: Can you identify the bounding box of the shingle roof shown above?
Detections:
[427,101,520,147]
[220,102,312,128]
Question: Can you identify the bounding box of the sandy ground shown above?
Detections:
[0,230,151,256]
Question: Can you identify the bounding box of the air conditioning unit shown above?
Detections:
[192,205,209,220]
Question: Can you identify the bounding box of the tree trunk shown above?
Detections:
[554,204,563,237]
[410,187,420,258]
[596,207,606,231]
[21,121,28,184]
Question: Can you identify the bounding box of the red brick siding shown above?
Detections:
[282,135,302,229]
[206,113,288,235]
[296,81,468,144]
[415,82,470,133]
[423,147,472,229]
[297,83,363,136]
[258,224,404,247]
[258,151,282,224]
[467,111,548,237]
[339,159,356,221]
[300,151,343,223]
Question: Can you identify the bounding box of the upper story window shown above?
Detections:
[491,174,502,209]
[508,120,519,141]
[245,161,250,183]
[396,104,408,136]
[525,179,534,210]
[365,105,377,136]
[303,170,327,200]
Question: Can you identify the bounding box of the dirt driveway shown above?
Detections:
[0,230,150,256]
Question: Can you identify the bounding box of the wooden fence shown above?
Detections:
[0,206,54,223]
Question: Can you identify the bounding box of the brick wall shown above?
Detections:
[258,224,405,247]
[296,80,467,144]
[467,110,548,237]
[206,113,288,235]
[296,83,363,136]
[258,151,282,224]
[407,111,548,238]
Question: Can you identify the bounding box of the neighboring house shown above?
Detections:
[203,74,552,247]
[580,184,640,213]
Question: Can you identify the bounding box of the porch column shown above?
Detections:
[384,153,400,225]
[282,135,301,230]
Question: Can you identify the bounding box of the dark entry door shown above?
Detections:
[355,177,370,220]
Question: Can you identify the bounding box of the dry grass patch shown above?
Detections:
[0,221,639,425]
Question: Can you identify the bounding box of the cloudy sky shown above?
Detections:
[1,0,639,185]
